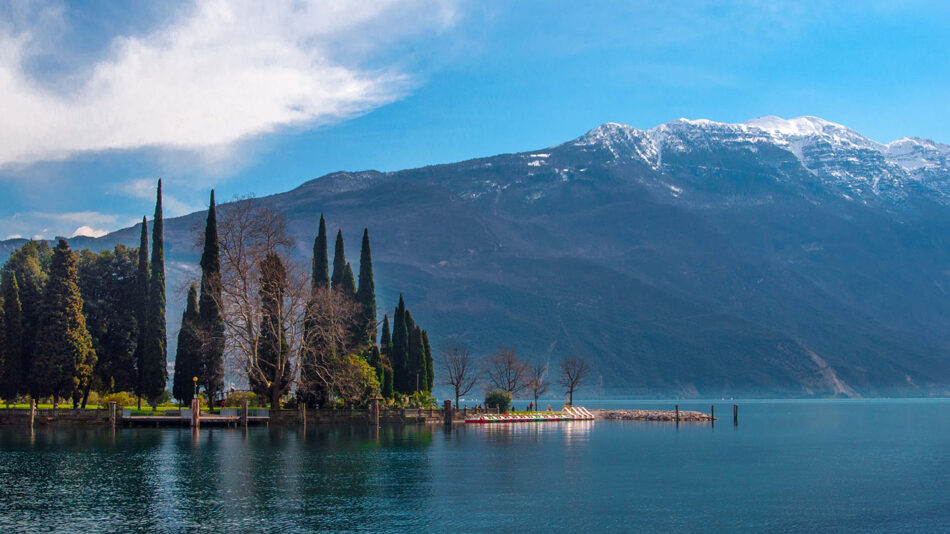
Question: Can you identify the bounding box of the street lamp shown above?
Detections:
[192,376,198,400]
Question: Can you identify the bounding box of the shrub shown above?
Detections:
[224,391,258,407]
[100,391,138,407]
[484,390,512,413]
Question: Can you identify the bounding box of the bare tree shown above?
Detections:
[558,356,589,406]
[485,347,528,397]
[438,339,480,408]
[525,359,549,411]
[212,196,310,407]
[296,287,362,406]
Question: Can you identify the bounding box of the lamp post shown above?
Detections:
[192,376,198,401]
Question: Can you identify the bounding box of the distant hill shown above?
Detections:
[6,116,950,397]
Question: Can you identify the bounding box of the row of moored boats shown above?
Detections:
[465,406,596,423]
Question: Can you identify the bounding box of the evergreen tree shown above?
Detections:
[140,180,167,406]
[2,240,49,399]
[255,253,293,408]
[198,190,225,406]
[77,246,138,398]
[173,285,201,404]
[0,273,23,404]
[330,230,346,291]
[408,323,426,393]
[312,215,330,291]
[391,296,409,393]
[355,229,377,344]
[341,263,356,299]
[133,217,149,407]
[32,240,96,408]
[423,329,434,392]
[379,315,394,398]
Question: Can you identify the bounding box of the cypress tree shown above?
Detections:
[198,190,225,406]
[32,240,96,408]
[173,285,201,404]
[140,179,167,406]
[379,315,394,398]
[423,329,434,392]
[312,215,330,292]
[408,323,425,393]
[391,296,409,393]
[0,273,23,404]
[133,217,149,408]
[330,230,346,292]
[341,263,356,299]
[355,229,377,344]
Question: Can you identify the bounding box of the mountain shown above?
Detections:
[6,116,950,398]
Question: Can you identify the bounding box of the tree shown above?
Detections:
[379,315,394,398]
[330,230,346,291]
[558,356,589,406]
[484,390,512,413]
[391,295,409,393]
[525,359,550,411]
[1,273,23,405]
[251,253,294,408]
[2,240,50,399]
[355,229,377,345]
[77,246,138,400]
[198,190,225,406]
[297,287,362,406]
[215,197,309,407]
[133,217,149,408]
[422,330,434,392]
[312,215,330,292]
[438,339,479,408]
[32,240,96,409]
[335,354,380,408]
[140,179,167,406]
[408,323,426,393]
[485,347,528,397]
[173,285,201,404]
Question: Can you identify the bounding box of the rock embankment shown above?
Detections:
[596,409,715,422]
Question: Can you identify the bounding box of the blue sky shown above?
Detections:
[1,0,948,239]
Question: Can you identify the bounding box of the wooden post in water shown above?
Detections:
[299,403,307,426]
[30,398,36,430]
[675,405,679,423]
[733,404,738,426]
[372,397,380,427]
[110,402,117,429]
[443,400,452,426]
[710,405,714,424]
[191,398,200,429]
[241,400,248,427]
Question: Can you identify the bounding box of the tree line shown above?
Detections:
[0,180,168,409]
[172,194,433,409]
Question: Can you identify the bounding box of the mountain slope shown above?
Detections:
[6,116,950,397]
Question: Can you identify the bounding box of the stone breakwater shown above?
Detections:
[596,409,715,422]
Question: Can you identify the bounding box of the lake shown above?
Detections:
[1,399,948,533]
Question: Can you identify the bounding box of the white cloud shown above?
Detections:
[118,177,202,217]
[0,0,458,167]
[5,234,23,239]
[71,225,108,238]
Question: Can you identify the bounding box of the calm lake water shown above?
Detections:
[1,399,948,533]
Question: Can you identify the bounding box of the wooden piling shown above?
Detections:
[299,403,307,426]
[733,404,738,425]
[372,398,380,427]
[710,405,714,420]
[675,404,679,423]
[443,400,453,425]
[30,398,35,429]
[241,400,248,427]
[191,398,200,429]
[110,402,117,428]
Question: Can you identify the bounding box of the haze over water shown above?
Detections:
[1,399,948,532]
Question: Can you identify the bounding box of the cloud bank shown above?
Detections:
[0,0,458,167]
